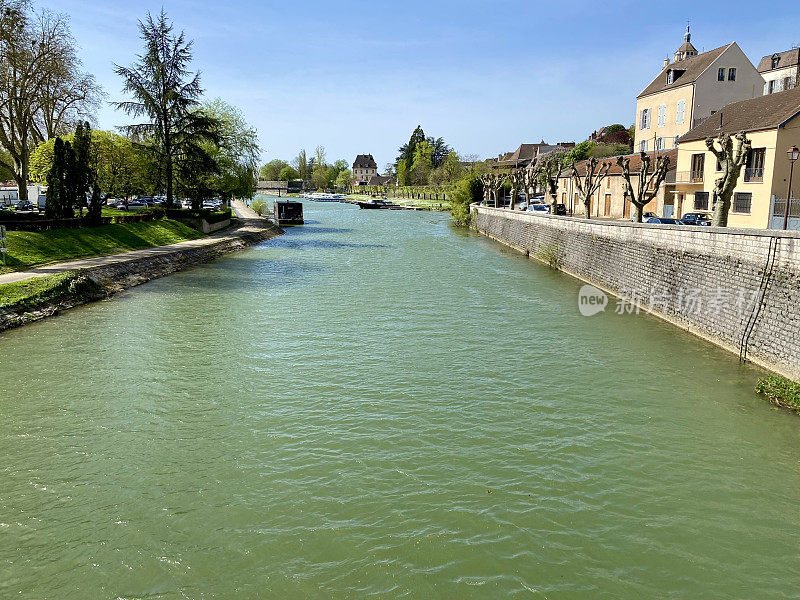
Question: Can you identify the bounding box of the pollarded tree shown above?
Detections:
[536,151,566,214]
[523,160,539,202]
[617,152,671,222]
[705,131,751,227]
[507,168,525,211]
[571,157,611,219]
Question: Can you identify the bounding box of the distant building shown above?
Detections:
[367,174,393,187]
[352,154,378,186]
[758,48,800,95]
[634,27,764,153]
[493,141,575,169]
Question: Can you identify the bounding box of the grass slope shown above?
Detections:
[0,219,204,274]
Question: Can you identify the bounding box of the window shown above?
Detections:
[666,70,674,84]
[718,68,725,81]
[690,153,705,182]
[640,108,651,129]
[694,192,710,210]
[676,99,685,124]
[744,148,766,182]
[658,104,666,127]
[772,55,780,69]
[655,137,665,151]
[728,68,736,81]
[733,192,752,214]
[639,140,648,152]
[785,77,793,90]
[768,80,776,94]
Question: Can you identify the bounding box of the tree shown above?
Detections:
[430,150,461,186]
[565,141,595,164]
[449,175,482,226]
[426,136,452,168]
[335,169,352,190]
[570,157,611,219]
[537,151,567,214]
[617,152,671,222]
[0,2,100,202]
[314,145,327,170]
[202,99,260,201]
[397,125,425,167]
[114,10,217,207]
[261,159,289,181]
[278,165,299,181]
[705,131,751,227]
[45,137,70,218]
[409,139,433,185]
[506,168,525,211]
[293,149,309,180]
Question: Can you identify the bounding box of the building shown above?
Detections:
[493,141,575,169]
[674,86,800,229]
[634,28,763,153]
[352,154,378,185]
[758,48,800,95]
[555,150,677,219]
[367,174,393,187]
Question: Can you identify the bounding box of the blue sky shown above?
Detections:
[55,0,800,170]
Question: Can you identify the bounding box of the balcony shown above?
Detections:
[743,167,764,182]
[675,171,704,184]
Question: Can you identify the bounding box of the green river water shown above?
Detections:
[1,199,799,599]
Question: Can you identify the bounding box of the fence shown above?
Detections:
[769,196,800,230]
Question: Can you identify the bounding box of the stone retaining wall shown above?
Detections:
[473,204,800,380]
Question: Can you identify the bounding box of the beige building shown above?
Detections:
[674,86,800,229]
[758,48,800,95]
[352,154,378,185]
[555,150,677,220]
[634,28,763,153]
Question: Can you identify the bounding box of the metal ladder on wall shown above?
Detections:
[739,236,779,364]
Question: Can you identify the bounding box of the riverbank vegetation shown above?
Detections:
[755,375,800,413]
[0,219,203,274]
[0,270,99,309]
[260,146,351,191]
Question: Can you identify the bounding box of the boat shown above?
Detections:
[273,200,304,225]
[356,199,395,209]
[307,192,344,202]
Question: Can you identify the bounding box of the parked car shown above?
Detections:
[633,211,657,222]
[14,200,35,211]
[527,203,550,213]
[127,200,148,211]
[554,203,567,216]
[645,217,683,225]
[113,200,127,210]
[681,212,712,226]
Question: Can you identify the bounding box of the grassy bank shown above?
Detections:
[0,219,205,274]
[755,375,800,414]
[0,270,100,309]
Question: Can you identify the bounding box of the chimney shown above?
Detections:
[664,57,670,69]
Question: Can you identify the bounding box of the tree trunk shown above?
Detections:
[634,204,644,223]
[166,155,174,208]
[583,198,592,219]
[509,191,515,211]
[712,192,731,227]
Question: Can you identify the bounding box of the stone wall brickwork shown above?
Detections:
[473,205,800,380]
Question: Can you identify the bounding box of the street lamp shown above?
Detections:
[783,145,800,230]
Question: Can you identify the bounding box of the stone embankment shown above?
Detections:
[0,207,282,332]
[472,204,800,381]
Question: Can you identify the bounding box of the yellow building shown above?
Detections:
[634,28,763,153]
[674,86,800,228]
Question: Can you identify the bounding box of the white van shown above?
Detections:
[0,187,18,207]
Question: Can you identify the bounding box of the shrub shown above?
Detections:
[755,375,800,413]
[148,206,166,220]
[251,198,267,216]
[449,176,482,227]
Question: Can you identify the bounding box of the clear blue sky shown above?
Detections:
[56,0,800,170]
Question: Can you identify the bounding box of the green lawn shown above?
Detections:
[0,219,205,274]
[0,271,81,307]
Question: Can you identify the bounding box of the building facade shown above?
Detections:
[758,48,800,95]
[634,29,763,153]
[674,86,800,229]
[352,154,378,185]
[555,150,677,220]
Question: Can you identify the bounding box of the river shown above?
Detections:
[1,199,798,599]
